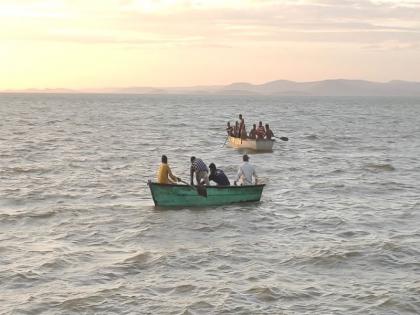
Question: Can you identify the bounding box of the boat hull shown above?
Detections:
[148,182,265,207]
[228,136,274,151]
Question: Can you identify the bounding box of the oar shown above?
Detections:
[221,135,229,148]
[179,179,207,197]
[274,136,289,141]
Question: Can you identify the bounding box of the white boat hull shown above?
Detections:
[228,136,275,151]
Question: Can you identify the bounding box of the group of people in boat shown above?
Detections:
[157,154,258,187]
[226,114,274,140]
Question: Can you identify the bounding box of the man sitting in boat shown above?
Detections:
[208,163,230,186]
[265,124,274,140]
[248,124,257,139]
[233,121,239,137]
[157,155,181,184]
[226,122,233,136]
[256,121,266,140]
[190,156,210,186]
[234,154,259,186]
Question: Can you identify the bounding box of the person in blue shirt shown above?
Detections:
[208,163,230,186]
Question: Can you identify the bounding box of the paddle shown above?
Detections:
[179,179,207,197]
[275,136,289,141]
[221,135,229,148]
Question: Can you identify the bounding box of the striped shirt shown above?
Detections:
[256,126,266,139]
[191,158,209,173]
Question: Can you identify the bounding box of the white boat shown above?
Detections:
[228,136,275,151]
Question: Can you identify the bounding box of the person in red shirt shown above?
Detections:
[256,121,266,140]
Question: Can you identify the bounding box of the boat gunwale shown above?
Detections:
[228,136,275,143]
[148,182,265,189]
[148,182,265,207]
[227,136,275,152]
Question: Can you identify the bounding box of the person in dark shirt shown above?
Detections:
[226,121,233,136]
[208,163,230,186]
[265,123,274,139]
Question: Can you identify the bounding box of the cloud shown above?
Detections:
[1,0,419,48]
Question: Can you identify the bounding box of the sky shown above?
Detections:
[1,0,420,89]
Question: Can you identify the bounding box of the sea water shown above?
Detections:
[1,94,419,314]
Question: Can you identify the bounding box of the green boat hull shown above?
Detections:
[148,182,265,207]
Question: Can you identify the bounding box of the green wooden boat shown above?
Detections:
[148,182,265,207]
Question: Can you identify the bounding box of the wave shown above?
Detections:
[173,284,197,294]
[364,163,396,172]
[3,271,41,289]
[290,248,364,267]
[39,257,71,270]
[2,165,51,174]
[57,285,126,312]
[304,134,318,140]
[114,251,166,272]
[337,230,370,238]
[0,210,57,221]
[246,286,281,301]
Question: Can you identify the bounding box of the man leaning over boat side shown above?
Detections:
[208,163,230,186]
[234,154,259,186]
[157,155,181,184]
[190,156,210,186]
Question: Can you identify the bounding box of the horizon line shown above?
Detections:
[1,78,420,93]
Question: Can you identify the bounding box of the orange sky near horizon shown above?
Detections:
[1,0,420,89]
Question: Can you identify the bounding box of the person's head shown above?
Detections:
[265,123,270,129]
[161,155,168,163]
[190,156,196,163]
[239,114,243,120]
[209,163,216,171]
[243,154,249,162]
[227,121,231,127]
[258,121,263,126]
[235,121,239,126]
[253,124,256,129]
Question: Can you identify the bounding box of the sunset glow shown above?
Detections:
[1,0,420,89]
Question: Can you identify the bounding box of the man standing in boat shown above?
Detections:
[234,154,259,186]
[157,155,181,184]
[238,114,246,138]
[190,156,210,186]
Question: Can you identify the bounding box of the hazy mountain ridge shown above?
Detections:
[2,79,420,96]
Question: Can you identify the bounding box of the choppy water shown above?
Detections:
[1,93,420,314]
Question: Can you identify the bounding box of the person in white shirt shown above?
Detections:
[234,154,259,186]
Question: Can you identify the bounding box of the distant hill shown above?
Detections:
[217,79,420,96]
[2,79,420,96]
